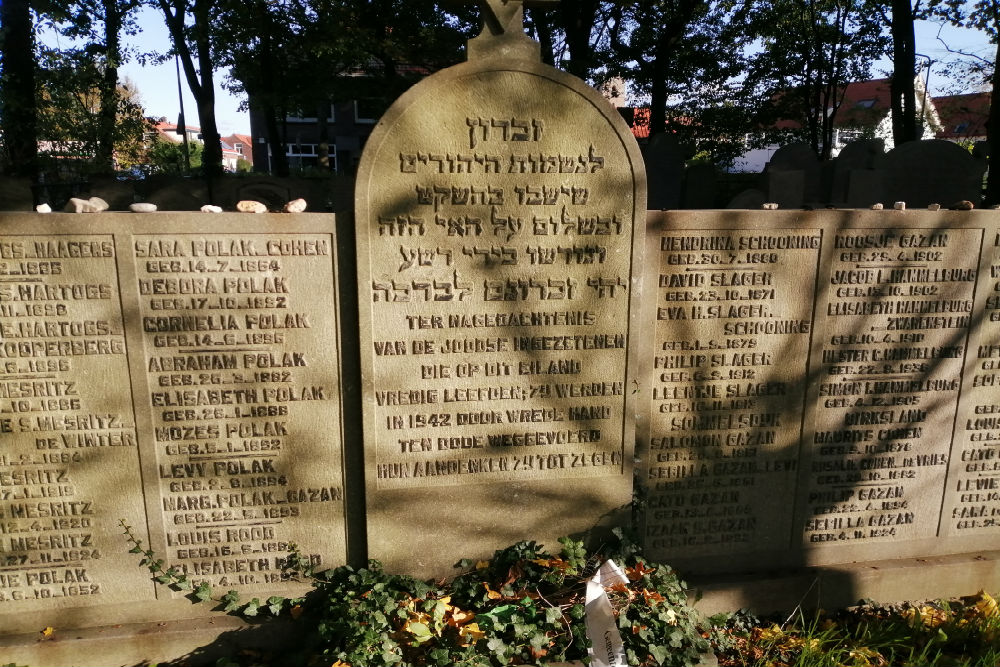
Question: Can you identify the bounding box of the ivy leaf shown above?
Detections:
[156,574,172,584]
[406,621,433,644]
[243,598,261,617]
[380,648,403,664]
[649,644,669,665]
[194,583,213,602]
[267,596,285,616]
[222,590,242,613]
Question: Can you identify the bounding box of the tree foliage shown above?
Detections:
[213,0,475,175]
[147,134,204,173]
[35,46,149,172]
[958,0,1000,205]
[929,0,998,204]
[3,0,995,183]
[736,0,889,159]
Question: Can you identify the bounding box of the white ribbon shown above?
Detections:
[585,560,630,667]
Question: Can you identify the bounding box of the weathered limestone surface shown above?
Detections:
[354,2,646,578]
[639,209,1000,580]
[0,213,348,638]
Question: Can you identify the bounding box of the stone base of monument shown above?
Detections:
[4,553,996,665]
[688,550,1000,616]
[0,622,720,667]
[0,614,310,667]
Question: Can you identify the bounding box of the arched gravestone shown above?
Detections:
[355,0,646,577]
[884,139,987,207]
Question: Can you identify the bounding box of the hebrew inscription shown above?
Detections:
[361,93,640,491]
[0,215,346,623]
[356,58,645,576]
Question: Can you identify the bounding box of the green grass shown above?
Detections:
[713,591,1000,667]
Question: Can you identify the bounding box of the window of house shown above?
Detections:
[854,99,876,109]
[354,99,384,124]
[234,143,243,155]
[285,143,338,171]
[954,122,969,134]
[836,129,862,147]
[285,104,336,124]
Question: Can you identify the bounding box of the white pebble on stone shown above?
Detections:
[88,196,110,212]
[200,205,223,213]
[35,203,52,213]
[762,202,779,210]
[236,200,267,213]
[893,201,905,210]
[870,203,884,210]
[283,198,308,213]
[65,197,97,212]
[129,203,157,213]
[928,203,941,211]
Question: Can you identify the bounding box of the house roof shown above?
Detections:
[770,78,896,131]
[620,107,650,139]
[225,133,253,148]
[831,78,894,128]
[154,120,202,135]
[933,92,990,139]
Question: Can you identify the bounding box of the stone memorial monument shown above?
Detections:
[0,213,348,663]
[355,0,647,577]
[640,209,1000,611]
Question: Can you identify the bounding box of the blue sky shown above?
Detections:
[119,7,250,136]
[57,6,1000,137]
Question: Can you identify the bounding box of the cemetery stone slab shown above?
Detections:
[884,139,987,208]
[830,139,885,206]
[765,142,822,205]
[0,212,348,636]
[766,169,806,209]
[355,3,646,577]
[639,209,1000,581]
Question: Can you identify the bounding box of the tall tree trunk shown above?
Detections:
[161,0,223,178]
[0,0,38,179]
[264,104,289,177]
[528,7,556,67]
[890,0,917,146]
[985,40,1000,207]
[193,0,222,177]
[649,45,667,139]
[317,102,331,171]
[557,0,598,79]
[96,0,122,174]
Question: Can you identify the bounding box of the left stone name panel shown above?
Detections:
[0,213,347,632]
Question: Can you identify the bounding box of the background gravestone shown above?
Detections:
[0,177,35,211]
[830,138,885,207]
[355,0,646,577]
[764,142,822,207]
[682,163,718,209]
[726,188,767,209]
[884,139,986,207]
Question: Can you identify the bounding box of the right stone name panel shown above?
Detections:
[640,210,1000,573]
